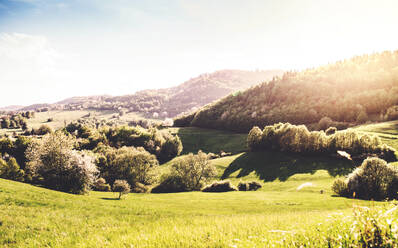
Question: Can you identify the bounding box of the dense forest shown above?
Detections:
[19,70,283,118]
[175,51,398,132]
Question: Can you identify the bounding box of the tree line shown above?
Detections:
[175,51,398,132]
[247,123,397,162]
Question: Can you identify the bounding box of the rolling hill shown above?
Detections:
[175,51,398,132]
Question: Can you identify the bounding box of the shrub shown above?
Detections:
[131,182,149,193]
[248,181,262,191]
[26,132,98,194]
[238,181,262,191]
[331,178,349,197]
[325,126,337,135]
[93,178,111,192]
[318,117,333,130]
[202,180,238,192]
[0,157,24,182]
[151,174,187,193]
[36,125,53,135]
[112,179,131,199]
[333,157,398,200]
[169,151,217,191]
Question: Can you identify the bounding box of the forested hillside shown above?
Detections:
[18,70,283,118]
[175,51,398,132]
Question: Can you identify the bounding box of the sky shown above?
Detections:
[0,0,398,107]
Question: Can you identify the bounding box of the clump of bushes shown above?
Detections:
[332,157,398,200]
[93,178,111,192]
[112,179,131,199]
[151,174,187,193]
[248,123,397,162]
[131,182,149,193]
[238,181,262,191]
[201,180,237,192]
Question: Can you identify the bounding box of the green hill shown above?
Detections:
[1,121,397,247]
[175,51,398,132]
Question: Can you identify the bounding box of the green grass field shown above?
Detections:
[1,120,398,247]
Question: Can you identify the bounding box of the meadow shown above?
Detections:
[1,118,398,247]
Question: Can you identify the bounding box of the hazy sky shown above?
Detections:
[0,0,398,107]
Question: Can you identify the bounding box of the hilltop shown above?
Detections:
[175,51,398,132]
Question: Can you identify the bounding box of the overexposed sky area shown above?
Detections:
[0,0,398,107]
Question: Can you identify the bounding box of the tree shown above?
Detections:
[26,132,98,194]
[0,157,24,181]
[112,179,130,199]
[36,125,53,135]
[169,151,217,191]
[158,135,183,163]
[96,146,159,187]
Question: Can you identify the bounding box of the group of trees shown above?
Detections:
[247,123,397,162]
[175,51,398,132]
[65,123,182,163]
[0,120,184,194]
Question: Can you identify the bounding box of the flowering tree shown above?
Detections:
[26,132,98,194]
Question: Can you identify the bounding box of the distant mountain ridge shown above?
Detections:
[16,69,284,117]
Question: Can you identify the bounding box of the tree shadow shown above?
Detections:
[100,197,120,200]
[221,151,356,182]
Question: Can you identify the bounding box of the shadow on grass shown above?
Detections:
[175,127,247,155]
[101,197,120,201]
[221,151,355,182]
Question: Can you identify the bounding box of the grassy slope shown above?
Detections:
[167,127,247,155]
[0,179,375,248]
[1,121,397,247]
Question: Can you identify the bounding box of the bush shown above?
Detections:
[318,117,333,130]
[333,157,398,200]
[131,182,149,193]
[0,157,24,182]
[26,132,98,194]
[112,179,131,199]
[93,178,111,192]
[169,151,217,191]
[331,178,349,197]
[325,126,337,135]
[238,181,262,191]
[151,174,187,193]
[201,180,237,192]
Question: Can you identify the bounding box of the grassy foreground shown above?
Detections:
[0,178,379,248]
